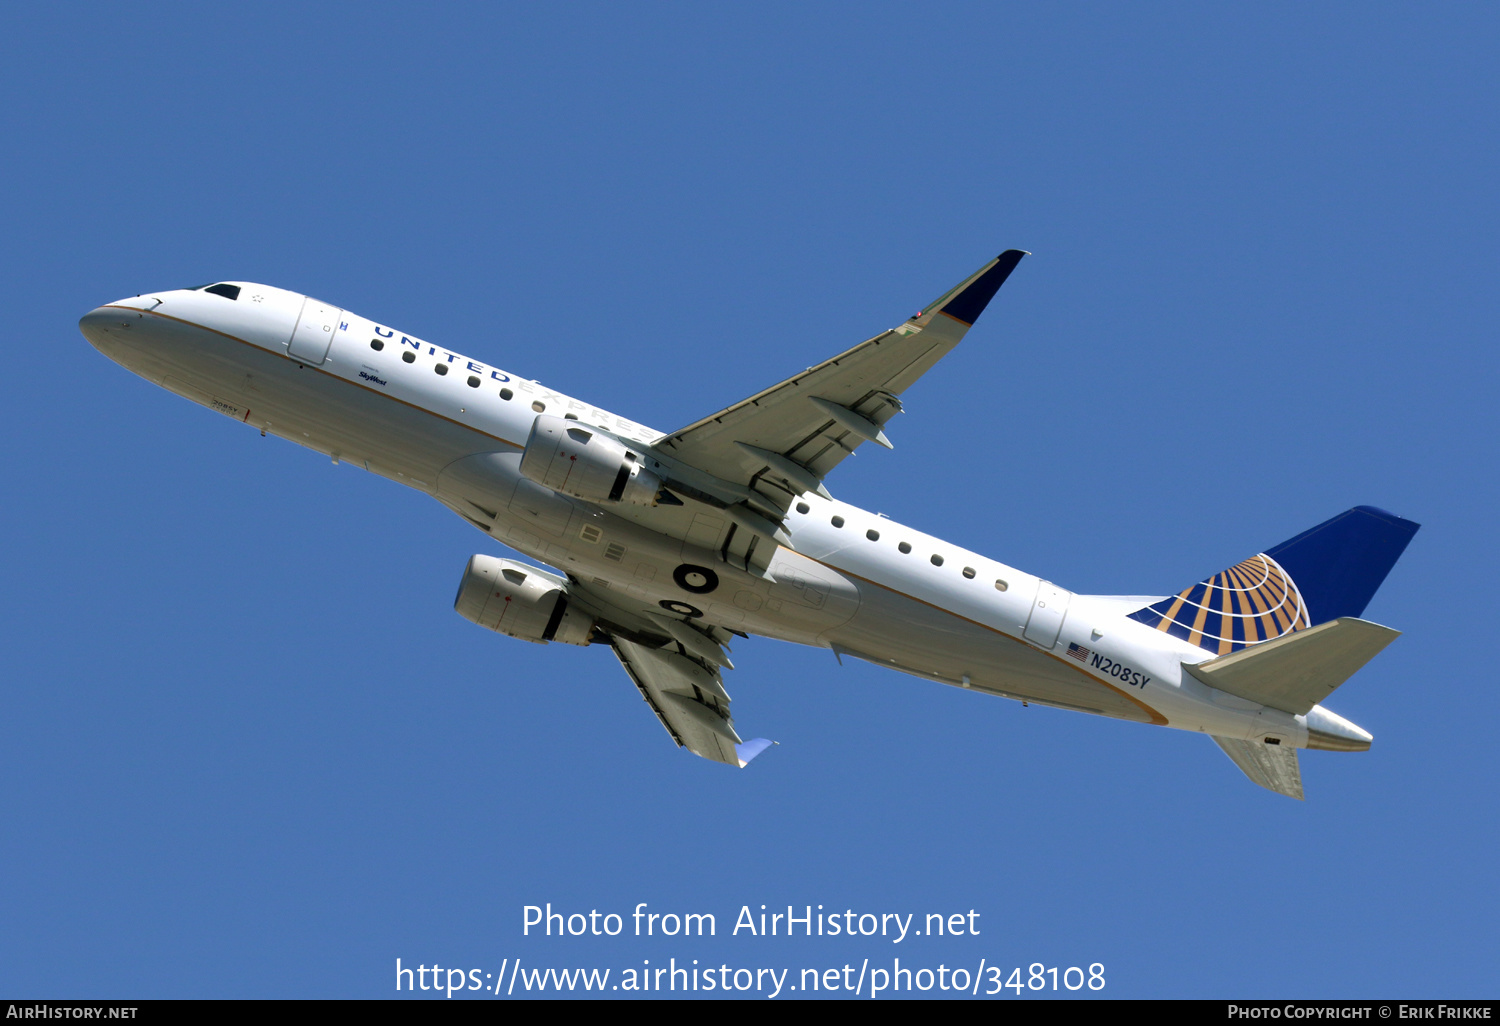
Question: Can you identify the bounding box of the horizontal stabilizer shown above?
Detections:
[1185,617,1399,715]
[1213,736,1304,800]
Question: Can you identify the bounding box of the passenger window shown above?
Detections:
[204,283,240,300]
[796,502,809,514]
[866,529,879,541]
[564,413,578,420]
[532,401,546,413]
[500,388,513,400]
[434,364,449,376]
[831,516,844,528]
[370,339,384,351]
[962,567,976,579]
[898,542,912,554]
[402,351,416,364]
[930,554,944,566]
[995,579,1009,592]
[467,376,480,387]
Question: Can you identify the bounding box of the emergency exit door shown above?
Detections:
[1023,581,1070,649]
[288,296,343,365]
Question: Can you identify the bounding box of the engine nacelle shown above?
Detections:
[519,415,661,506]
[453,554,594,646]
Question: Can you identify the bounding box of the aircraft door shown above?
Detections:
[287,296,343,365]
[1023,581,1070,649]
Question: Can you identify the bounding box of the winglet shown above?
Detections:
[914,250,1028,328]
[735,738,776,768]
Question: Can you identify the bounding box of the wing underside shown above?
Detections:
[564,580,772,768]
[610,636,769,767]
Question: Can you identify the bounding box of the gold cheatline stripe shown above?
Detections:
[103,305,527,452]
[105,306,1169,726]
[805,558,1168,727]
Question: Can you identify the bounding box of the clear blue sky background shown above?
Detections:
[2,2,1496,999]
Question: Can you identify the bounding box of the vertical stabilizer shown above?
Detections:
[1263,506,1419,625]
[1129,506,1419,655]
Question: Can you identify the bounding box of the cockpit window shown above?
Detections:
[203,283,241,300]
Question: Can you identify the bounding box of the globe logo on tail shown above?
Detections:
[1128,553,1309,655]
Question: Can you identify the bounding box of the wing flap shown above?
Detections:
[611,635,769,767]
[1185,617,1400,715]
[1212,736,1304,800]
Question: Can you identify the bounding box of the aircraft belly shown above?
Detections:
[826,579,1154,723]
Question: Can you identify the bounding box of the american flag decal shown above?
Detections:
[1066,642,1090,662]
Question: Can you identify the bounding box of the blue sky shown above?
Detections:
[2,2,1496,999]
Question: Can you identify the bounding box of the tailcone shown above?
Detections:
[1303,705,1373,752]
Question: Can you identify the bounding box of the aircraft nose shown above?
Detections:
[79,302,152,349]
[79,306,120,348]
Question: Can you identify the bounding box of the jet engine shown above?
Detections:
[519,415,661,506]
[453,554,594,646]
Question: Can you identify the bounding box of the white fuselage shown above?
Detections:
[80,283,1348,750]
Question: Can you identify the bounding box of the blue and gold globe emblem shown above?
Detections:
[1128,553,1309,655]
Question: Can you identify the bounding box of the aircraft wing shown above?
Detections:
[567,581,774,767]
[611,637,772,767]
[653,251,1027,516]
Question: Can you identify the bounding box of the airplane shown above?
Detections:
[79,252,1418,799]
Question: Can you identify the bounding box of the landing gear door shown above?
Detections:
[1023,581,1070,649]
[288,297,343,365]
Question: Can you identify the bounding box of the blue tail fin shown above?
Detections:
[1128,506,1419,655]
